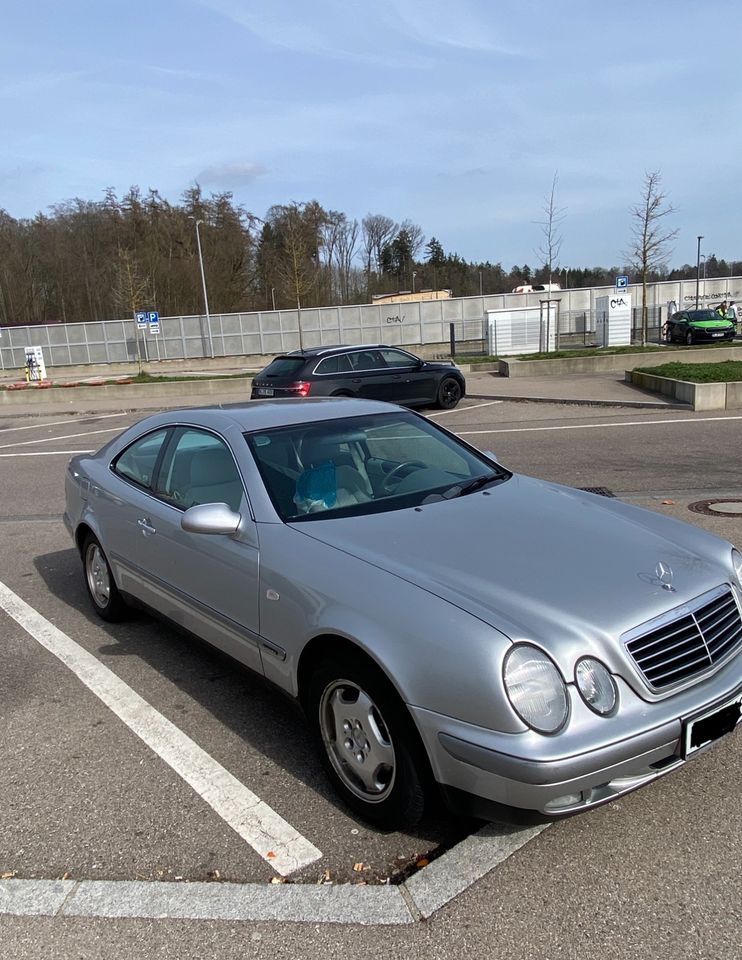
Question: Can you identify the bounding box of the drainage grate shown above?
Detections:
[578,486,616,498]
[688,499,742,518]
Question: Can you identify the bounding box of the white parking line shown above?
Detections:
[0,581,322,876]
[0,450,94,458]
[0,413,129,435]
[0,426,124,450]
[457,414,742,436]
[428,400,503,418]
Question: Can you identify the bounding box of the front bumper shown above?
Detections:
[412,661,742,818]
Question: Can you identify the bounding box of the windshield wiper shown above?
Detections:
[445,472,505,498]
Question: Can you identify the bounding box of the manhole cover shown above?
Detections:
[688,499,742,517]
[578,486,616,498]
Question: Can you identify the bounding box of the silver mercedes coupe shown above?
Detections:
[64,398,742,828]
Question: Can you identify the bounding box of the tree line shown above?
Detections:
[0,185,739,326]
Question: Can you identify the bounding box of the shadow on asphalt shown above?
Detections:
[33,546,480,881]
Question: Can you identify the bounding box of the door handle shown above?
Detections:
[352,378,362,383]
[137,517,156,536]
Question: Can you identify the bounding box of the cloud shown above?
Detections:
[383,0,525,55]
[195,161,268,187]
[190,0,434,67]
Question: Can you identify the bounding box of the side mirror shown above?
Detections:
[181,502,241,536]
[483,450,500,464]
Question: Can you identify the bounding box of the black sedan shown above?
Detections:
[250,344,466,409]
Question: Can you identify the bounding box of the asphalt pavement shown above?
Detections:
[2,381,741,960]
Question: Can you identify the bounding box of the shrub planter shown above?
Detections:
[627,370,742,411]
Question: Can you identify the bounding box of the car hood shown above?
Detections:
[689,318,734,328]
[292,475,730,671]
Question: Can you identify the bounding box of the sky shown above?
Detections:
[1,0,741,269]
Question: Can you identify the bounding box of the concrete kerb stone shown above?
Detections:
[466,392,686,410]
[0,377,253,407]
[500,343,742,378]
[0,822,548,925]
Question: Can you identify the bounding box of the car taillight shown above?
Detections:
[289,381,311,397]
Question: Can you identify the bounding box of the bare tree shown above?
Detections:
[335,217,359,303]
[536,172,565,292]
[361,214,397,295]
[398,219,425,260]
[112,247,152,372]
[626,170,678,345]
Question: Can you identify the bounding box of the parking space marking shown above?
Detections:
[0,426,125,450]
[428,400,503,418]
[0,413,129,435]
[0,580,322,876]
[457,414,742,436]
[0,450,94,458]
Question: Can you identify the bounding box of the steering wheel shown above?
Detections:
[383,460,427,492]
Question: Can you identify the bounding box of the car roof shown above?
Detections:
[285,344,400,358]
[126,398,401,434]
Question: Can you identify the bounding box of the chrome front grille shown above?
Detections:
[625,586,742,690]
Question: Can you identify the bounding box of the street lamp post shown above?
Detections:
[695,235,704,310]
[189,216,214,359]
[412,271,417,295]
[701,254,707,301]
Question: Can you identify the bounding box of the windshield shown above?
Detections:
[246,411,510,521]
[689,310,725,321]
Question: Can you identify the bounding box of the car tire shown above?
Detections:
[307,652,428,828]
[685,331,694,345]
[82,533,128,622]
[436,376,462,410]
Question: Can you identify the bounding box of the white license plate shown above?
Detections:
[256,387,274,396]
[711,332,724,337]
[683,691,742,757]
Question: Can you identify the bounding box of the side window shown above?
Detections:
[113,429,169,490]
[349,350,385,372]
[379,349,416,368]
[155,429,244,513]
[315,354,352,375]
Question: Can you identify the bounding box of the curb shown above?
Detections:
[0,823,548,925]
[466,393,688,410]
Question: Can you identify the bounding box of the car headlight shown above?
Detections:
[503,645,568,734]
[575,657,617,716]
[732,549,742,589]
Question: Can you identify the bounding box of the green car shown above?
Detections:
[666,309,736,345]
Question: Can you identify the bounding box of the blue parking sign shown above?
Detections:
[148,311,160,334]
[135,311,148,329]
[615,275,629,289]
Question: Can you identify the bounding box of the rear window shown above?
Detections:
[260,357,306,378]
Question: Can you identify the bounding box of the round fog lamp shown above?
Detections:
[504,645,568,734]
[575,658,617,715]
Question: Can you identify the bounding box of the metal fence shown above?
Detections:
[556,306,665,348]
[0,300,493,371]
[0,297,688,372]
